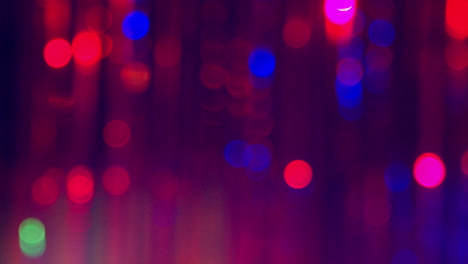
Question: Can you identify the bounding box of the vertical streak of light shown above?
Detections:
[415,0,446,262]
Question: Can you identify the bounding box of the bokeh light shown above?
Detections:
[391,249,418,264]
[67,166,94,204]
[121,63,150,92]
[248,49,276,77]
[200,64,228,89]
[282,20,312,48]
[155,37,181,68]
[122,11,150,40]
[384,162,411,193]
[103,120,131,148]
[72,31,102,66]
[19,218,46,257]
[224,140,251,168]
[335,81,362,108]
[413,153,445,188]
[336,58,363,86]
[245,144,272,172]
[103,166,130,196]
[43,39,72,68]
[284,160,313,189]
[368,20,396,47]
[446,0,468,40]
[324,0,356,25]
[461,150,468,175]
[32,176,59,205]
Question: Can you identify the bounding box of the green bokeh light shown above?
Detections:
[18,218,46,257]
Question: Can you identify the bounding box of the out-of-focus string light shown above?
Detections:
[245,144,272,172]
[248,48,276,77]
[121,63,150,92]
[336,58,363,86]
[19,218,46,257]
[461,151,468,175]
[103,166,130,196]
[284,160,313,189]
[44,39,72,68]
[200,64,228,89]
[67,166,94,204]
[324,0,356,25]
[335,81,362,108]
[32,176,59,205]
[72,31,102,66]
[103,120,131,148]
[446,0,468,40]
[413,153,445,188]
[122,11,150,40]
[282,20,312,48]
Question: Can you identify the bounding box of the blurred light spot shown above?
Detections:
[284,160,313,189]
[337,58,363,86]
[122,11,149,40]
[19,218,46,257]
[338,37,364,59]
[245,144,272,172]
[336,81,362,108]
[226,74,253,99]
[32,176,59,205]
[446,0,468,40]
[248,49,276,77]
[103,120,131,148]
[67,166,94,204]
[155,37,181,68]
[85,6,112,33]
[391,250,418,264]
[72,31,102,66]
[103,166,130,196]
[283,20,312,48]
[461,150,468,175]
[413,153,445,188]
[445,40,468,71]
[325,0,356,25]
[224,140,250,168]
[121,62,150,92]
[364,195,390,226]
[44,39,72,68]
[368,20,395,47]
[338,104,364,121]
[200,64,228,89]
[366,45,393,71]
[384,162,411,192]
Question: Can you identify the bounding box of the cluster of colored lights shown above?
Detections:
[336,38,365,120]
